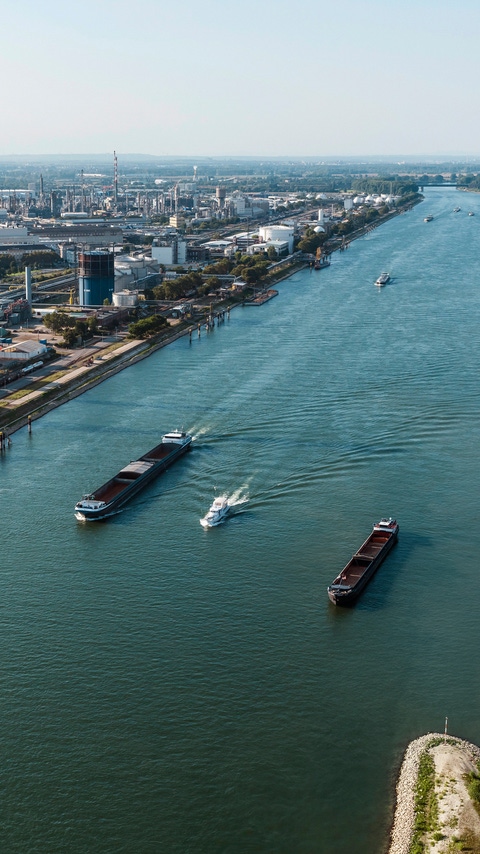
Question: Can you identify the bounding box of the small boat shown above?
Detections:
[200,495,230,527]
[75,431,192,521]
[453,206,461,213]
[314,247,331,269]
[327,518,399,605]
[375,272,390,287]
[424,215,434,222]
[468,211,475,216]
[314,257,331,270]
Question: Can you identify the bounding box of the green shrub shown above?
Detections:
[409,751,438,854]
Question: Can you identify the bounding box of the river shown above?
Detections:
[2,187,480,853]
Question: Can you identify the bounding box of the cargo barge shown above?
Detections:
[74,431,192,521]
[244,289,278,305]
[327,518,399,605]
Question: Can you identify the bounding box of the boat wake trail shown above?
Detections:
[228,486,249,508]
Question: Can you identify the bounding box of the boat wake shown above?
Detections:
[227,487,249,508]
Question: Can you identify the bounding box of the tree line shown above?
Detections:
[43,311,99,347]
[144,251,276,301]
[0,250,63,277]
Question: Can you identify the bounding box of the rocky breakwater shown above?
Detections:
[388,733,480,854]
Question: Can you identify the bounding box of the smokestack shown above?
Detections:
[114,150,118,206]
[25,266,32,303]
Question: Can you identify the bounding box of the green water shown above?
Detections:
[1,188,480,853]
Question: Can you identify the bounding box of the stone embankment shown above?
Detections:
[388,733,480,854]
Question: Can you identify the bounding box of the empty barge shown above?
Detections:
[74,431,192,521]
[327,518,399,605]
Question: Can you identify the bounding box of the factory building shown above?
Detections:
[0,226,38,247]
[151,237,187,267]
[0,339,47,361]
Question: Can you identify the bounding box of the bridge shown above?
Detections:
[419,182,457,189]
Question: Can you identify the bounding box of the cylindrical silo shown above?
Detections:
[78,250,114,306]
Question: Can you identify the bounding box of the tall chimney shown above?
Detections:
[25,266,32,303]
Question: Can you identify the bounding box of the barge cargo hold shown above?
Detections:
[243,289,278,306]
[327,518,399,605]
[74,431,192,521]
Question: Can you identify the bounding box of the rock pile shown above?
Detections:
[388,732,480,854]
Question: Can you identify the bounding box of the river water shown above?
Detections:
[2,188,480,853]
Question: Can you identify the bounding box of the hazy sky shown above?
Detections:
[1,0,479,157]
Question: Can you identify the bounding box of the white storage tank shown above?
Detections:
[258,225,294,253]
[112,290,139,307]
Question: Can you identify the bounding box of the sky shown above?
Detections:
[1,0,479,158]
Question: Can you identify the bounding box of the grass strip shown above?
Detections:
[409,750,438,854]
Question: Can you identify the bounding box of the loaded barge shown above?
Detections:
[74,431,192,521]
[327,518,399,605]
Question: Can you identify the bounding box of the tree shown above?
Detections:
[0,254,17,276]
[21,250,62,269]
[203,258,232,275]
[206,276,220,291]
[128,315,168,339]
[87,317,99,335]
[62,328,78,347]
[74,320,89,342]
[267,246,278,261]
[297,230,326,254]
[44,311,75,333]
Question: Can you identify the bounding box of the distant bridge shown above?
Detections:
[419,182,457,189]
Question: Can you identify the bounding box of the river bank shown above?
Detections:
[388,733,480,854]
[0,198,419,437]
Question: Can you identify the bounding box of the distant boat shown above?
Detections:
[468,211,475,216]
[424,215,434,222]
[453,206,461,213]
[375,272,390,287]
[200,495,230,528]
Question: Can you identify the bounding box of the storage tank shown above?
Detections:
[112,290,139,307]
[216,187,226,209]
[78,250,114,306]
[258,225,294,253]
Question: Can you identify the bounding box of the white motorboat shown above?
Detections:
[375,272,390,287]
[200,495,230,527]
